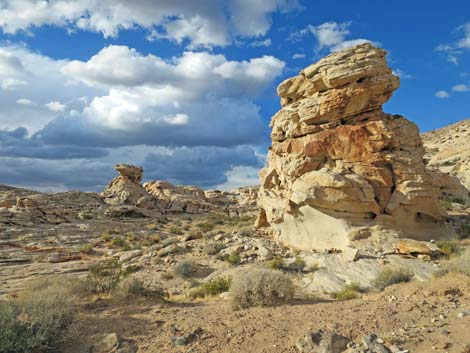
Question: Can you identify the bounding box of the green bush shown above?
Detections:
[229,269,293,310]
[188,277,232,299]
[0,278,77,353]
[331,282,361,301]
[87,259,127,293]
[373,267,413,290]
[174,260,196,278]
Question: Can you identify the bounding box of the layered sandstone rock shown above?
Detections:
[144,180,213,213]
[257,43,447,251]
[101,164,153,207]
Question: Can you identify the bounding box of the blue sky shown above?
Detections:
[0,0,468,192]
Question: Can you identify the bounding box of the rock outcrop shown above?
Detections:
[101,164,154,207]
[422,119,470,197]
[257,43,447,251]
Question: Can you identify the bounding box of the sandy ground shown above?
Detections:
[60,273,470,353]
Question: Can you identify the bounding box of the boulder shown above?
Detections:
[257,43,447,251]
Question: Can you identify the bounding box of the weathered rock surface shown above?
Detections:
[101,164,152,207]
[257,43,447,251]
[423,119,470,189]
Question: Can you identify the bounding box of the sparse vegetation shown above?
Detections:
[169,225,184,235]
[114,277,166,299]
[188,277,232,299]
[87,258,128,293]
[268,256,284,270]
[442,247,470,275]
[457,221,470,240]
[204,242,224,255]
[331,282,361,301]
[79,243,94,254]
[373,267,413,290]
[225,252,241,265]
[229,269,293,310]
[174,259,196,278]
[0,278,77,353]
[436,240,461,258]
[196,221,215,232]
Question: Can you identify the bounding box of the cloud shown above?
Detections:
[143,145,263,187]
[436,22,470,64]
[289,21,374,53]
[215,165,262,191]
[45,101,66,112]
[1,78,27,90]
[0,44,103,132]
[292,53,306,59]
[452,84,470,92]
[0,0,301,48]
[0,43,284,190]
[249,38,272,47]
[392,69,414,80]
[435,90,450,99]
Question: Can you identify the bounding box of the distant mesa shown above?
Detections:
[256,43,468,251]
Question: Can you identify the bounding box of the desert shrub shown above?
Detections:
[174,260,195,278]
[101,230,112,242]
[373,267,413,290]
[436,241,461,258]
[229,269,293,310]
[225,253,241,265]
[187,277,232,299]
[169,225,184,235]
[236,227,252,237]
[286,256,306,272]
[204,242,224,255]
[114,277,166,299]
[268,256,284,270]
[443,247,470,275]
[196,222,215,232]
[87,259,127,293]
[79,243,94,254]
[0,278,77,353]
[331,282,361,301]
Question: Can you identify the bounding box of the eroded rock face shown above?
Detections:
[101,164,151,206]
[257,43,446,251]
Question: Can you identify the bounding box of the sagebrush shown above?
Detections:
[229,268,293,310]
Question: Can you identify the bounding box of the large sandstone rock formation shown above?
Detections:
[257,43,447,251]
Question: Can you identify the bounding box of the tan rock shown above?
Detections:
[257,43,447,251]
[395,239,433,255]
[101,164,150,206]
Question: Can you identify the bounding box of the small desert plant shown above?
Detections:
[0,278,77,353]
[174,259,196,278]
[196,222,215,232]
[436,241,461,258]
[204,242,224,255]
[188,277,232,299]
[331,282,361,301]
[114,277,166,299]
[101,230,112,242]
[79,243,94,254]
[229,269,294,310]
[457,222,470,240]
[225,253,241,265]
[87,259,127,293]
[373,267,413,290]
[168,225,184,235]
[442,247,470,275]
[268,256,284,270]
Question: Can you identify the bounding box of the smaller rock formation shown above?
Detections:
[101,164,153,207]
[144,180,212,213]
